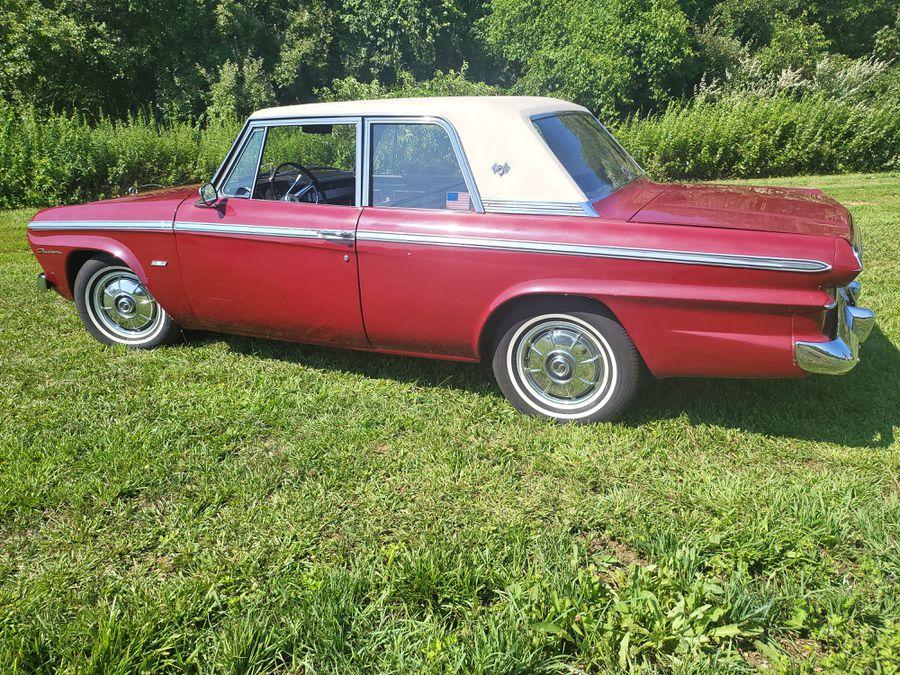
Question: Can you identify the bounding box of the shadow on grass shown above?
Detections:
[623,327,899,449]
[196,326,898,449]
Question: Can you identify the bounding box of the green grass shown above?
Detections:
[0,173,898,673]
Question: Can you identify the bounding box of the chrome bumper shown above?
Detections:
[795,282,874,375]
[36,273,51,292]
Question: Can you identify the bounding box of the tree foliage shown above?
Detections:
[0,0,895,121]
[484,0,697,118]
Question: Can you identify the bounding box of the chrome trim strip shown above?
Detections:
[355,230,831,273]
[174,221,324,240]
[481,199,594,217]
[27,220,171,231]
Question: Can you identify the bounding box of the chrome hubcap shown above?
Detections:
[89,268,161,339]
[116,295,136,316]
[515,319,608,406]
[546,351,575,382]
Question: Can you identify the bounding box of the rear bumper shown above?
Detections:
[794,282,874,375]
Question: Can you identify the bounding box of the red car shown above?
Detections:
[27,97,874,422]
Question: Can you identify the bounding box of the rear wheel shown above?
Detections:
[74,258,179,348]
[491,306,641,423]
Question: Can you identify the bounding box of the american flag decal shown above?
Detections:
[445,191,471,210]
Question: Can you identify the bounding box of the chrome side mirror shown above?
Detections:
[197,182,220,208]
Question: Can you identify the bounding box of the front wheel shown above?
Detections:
[74,258,179,348]
[491,307,641,423]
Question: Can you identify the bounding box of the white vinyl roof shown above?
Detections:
[250,96,592,205]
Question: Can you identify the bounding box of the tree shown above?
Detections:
[484,0,697,118]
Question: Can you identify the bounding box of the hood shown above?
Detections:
[631,183,852,240]
[33,185,199,223]
[102,184,200,203]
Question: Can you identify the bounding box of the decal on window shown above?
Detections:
[445,192,471,210]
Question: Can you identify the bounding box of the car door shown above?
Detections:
[355,118,489,357]
[174,117,368,347]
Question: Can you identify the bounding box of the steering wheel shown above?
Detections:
[270,162,323,203]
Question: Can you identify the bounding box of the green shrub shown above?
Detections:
[318,66,503,101]
[1,83,898,209]
[614,92,900,180]
[0,101,239,209]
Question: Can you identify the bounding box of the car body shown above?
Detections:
[27,96,874,421]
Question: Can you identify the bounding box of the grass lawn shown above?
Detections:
[0,172,897,673]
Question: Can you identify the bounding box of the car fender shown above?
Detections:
[473,278,630,355]
[27,230,196,326]
[472,274,833,378]
[27,232,147,296]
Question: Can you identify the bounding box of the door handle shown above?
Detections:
[317,229,355,244]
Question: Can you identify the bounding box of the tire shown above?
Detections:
[491,303,641,423]
[73,257,179,348]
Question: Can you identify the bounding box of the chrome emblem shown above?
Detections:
[36,248,62,255]
[492,162,510,176]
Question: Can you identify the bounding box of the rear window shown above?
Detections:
[533,113,642,200]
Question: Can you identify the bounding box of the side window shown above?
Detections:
[221,122,358,205]
[221,128,265,198]
[369,123,472,210]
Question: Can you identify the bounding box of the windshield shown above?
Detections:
[533,112,643,201]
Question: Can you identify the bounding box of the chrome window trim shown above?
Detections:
[354,120,364,211]
[362,116,485,214]
[27,220,172,232]
[355,230,831,273]
[213,116,364,207]
[174,221,322,239]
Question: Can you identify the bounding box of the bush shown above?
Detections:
[614,92,900,180]
[1,76,898,209]
[318,66,502,101]
[0,101,239,209]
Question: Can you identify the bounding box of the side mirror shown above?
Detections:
[197,182,220,208]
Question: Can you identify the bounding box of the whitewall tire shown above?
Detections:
[73,258,179,348]
[491,305,641,423]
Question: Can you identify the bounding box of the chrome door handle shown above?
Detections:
[317,229,355,244]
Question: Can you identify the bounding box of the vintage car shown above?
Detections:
[27,96,874,422]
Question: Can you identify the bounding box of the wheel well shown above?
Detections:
[478,294,618,360]
[66,250,119,290]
